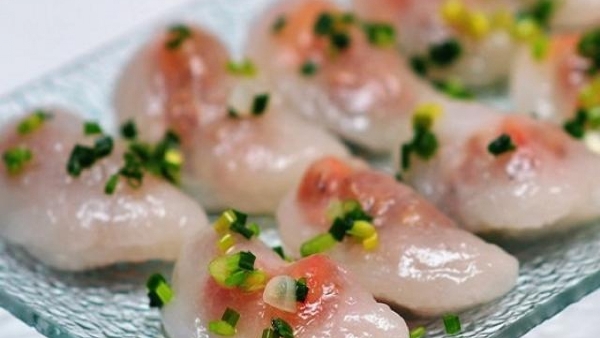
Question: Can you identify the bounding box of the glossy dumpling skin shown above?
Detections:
[246,0,425,152]
[115,24,233,144]
[116,24,349,213]
[162,227,409,338]
[277,157,518,317]
[510,34,592,123]
[400,109,600,236]
[185,111,349,213]
[354,0,521,88]
[0,110,209,271]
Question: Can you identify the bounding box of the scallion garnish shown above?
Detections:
[17,110,52,135]
[251,94,270,116]
[443,313,462,334]
[363,22,396,47]
[331,32,351,51]
[428,39,462,66]
[209,251,268,291]
[564,109,591,139]
[104,174,119,195]
[271,318,294,338]
[3,146,32,175]
[577,28,600,73]
[227,59,257,77]
[410,56,429,77]
[146,273,173,308]
[487,133,517,156]
[94,136,114,158]
[295,278,309,302]
[272,16,287,34]
[300,60,319,76]
[401,104,442,170]
[66,145,97,177]
[272,246,286,260]
[314,13,335,36]
[165,24,192,50]
[433,79,473,100]
[120,120,137,140]
[518,0,556,29]
[208,307,240,336]
[300,200,377,256]
[84,121,103,135]
[409,326,426,338]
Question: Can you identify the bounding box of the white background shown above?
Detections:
[0,0,599,337]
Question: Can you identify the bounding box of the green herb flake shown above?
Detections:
[433,80,474,100]
[410,56,429,77]
[428,39,462,67]
[104,174,119,195]
[272,16,287,34]
[165,24,192,50]
[17,110,52,135]
[146,273,174,308]
[330,32,351,51]
[300,60,319,76]
[84,121,103,135]
[226,59,257,77]
[271,318,294,338]
[314,13,334,36]
[577,28,600,72]
[94,136,114,158]
[120,120,138,140]
[409,326,426,338]
[295,278,309,302]
[66,145,96,177]
[3,146,33,175]
[487,133,517,156]
[363,22,396,47]
[443,313,462,335]
[272,246,286,259]
[251,93,270,116]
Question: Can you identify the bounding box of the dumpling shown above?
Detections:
[160,222,409,337]
[277,157,518,316]
[0,110,208,270]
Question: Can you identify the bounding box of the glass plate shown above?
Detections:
[1,0,600,337]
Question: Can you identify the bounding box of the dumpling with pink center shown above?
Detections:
[160,222,409,337]
[277,156,518,316]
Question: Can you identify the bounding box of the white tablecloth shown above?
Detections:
[0,1,598,337]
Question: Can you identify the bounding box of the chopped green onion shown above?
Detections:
[330,32,351,51]
[410,56,429,77]
[209,251,267,291]
[563,109,588,139]
[17,110,52,135]
[104,174,119,195]
[487,133,517,156]
[66,145,96,177]
[226,59,257,77]
[165,24,192,50]
[3,146,32,175]
[262,328,277,338]
[300,233,338,257]
[300,60,319,76]
[238,251,256,271]
[271,318,294,338]
[208,320,236,336]
[295,278,309,302]
[433,80,474,100]
[363,22,396,47]
[577,28,600,72]
[272,246,286,259]
[251,94,270,116]
[84,121,103,135]
[314,13,334,36]
[401,143,412,171]
[443,313,462,335]
[94,136,114,158]
[401,104,442,170]
[228,108,240,119]
[120,120,137,140]
[518,0,556,28]
[409,326,426,338]
[119,152,144,188]
[272,16,287,34]
[428,39,462,67]
[221,209,260,239]
[146,273,173,308]
[221,307,240,327]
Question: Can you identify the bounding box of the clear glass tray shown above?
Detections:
[1,0,600,337]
